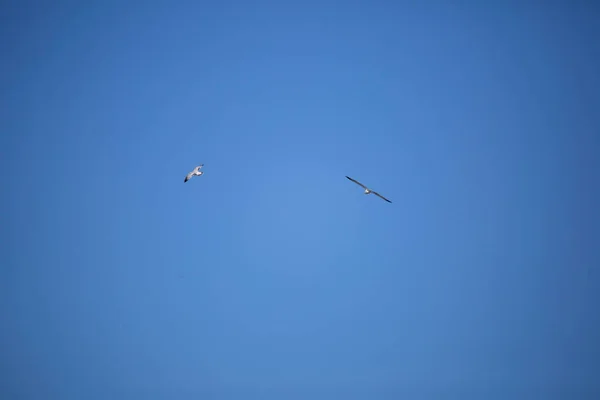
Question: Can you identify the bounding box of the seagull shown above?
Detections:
[184,164,204,182]
[345,176,392,203]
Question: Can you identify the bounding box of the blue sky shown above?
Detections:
[1,1,599,399]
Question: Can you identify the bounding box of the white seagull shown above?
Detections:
[346,176,392,203]
[184,164,204,182]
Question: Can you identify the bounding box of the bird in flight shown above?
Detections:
[184,164,204,182]
[345,176,392,203]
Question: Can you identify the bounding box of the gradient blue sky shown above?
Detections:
[2,1,599,399]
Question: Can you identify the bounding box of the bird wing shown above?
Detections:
[372,191,392,203]
[185,171,194,182]
[346,176,367,189]
[194,164,204,173]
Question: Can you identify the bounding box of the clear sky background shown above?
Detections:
[1,1,599,399]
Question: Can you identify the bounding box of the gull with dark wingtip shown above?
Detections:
[345,176,392,203]
[184,164,204,182]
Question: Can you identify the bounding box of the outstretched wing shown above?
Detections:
[346,176,367,189]
[194,164,204,172]
[372,191,392,203]
[184,171,194,182]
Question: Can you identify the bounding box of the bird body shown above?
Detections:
[346,176,391,203]
[184,164,204,182]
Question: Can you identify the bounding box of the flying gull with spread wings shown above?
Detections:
[345,176,392,203]
[184,164,204,182]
